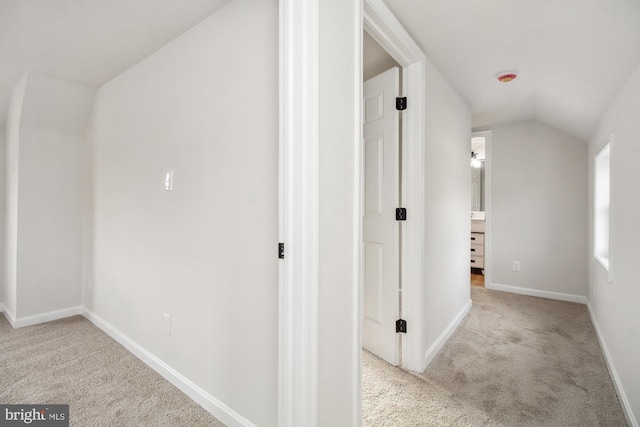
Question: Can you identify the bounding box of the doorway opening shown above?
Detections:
[362,31,402,366]
[362,0,427,374]
[470,130,491,289]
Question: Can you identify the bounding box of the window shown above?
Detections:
[594,139,611,274]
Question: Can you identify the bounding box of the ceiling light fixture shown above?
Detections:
[496,72,517,83]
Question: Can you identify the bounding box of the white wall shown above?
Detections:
[317,0,360,424]
[16,128,85,316]
[87,0,278,425]
[363,31,400,81]
[3,75,26,320]
[21,73,96,136]
[490,121,588,300]
[3,72,93,322]
[0,130,5,308]
[588,62,640,425]
[422,58,472,358]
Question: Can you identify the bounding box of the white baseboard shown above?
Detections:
[1,304,17,328]
[3,306,17,327]
[6,306,82,329]
[81,309,256,427]
[586,302,638,427]
[487,282,587,304]
[423,299,472,370]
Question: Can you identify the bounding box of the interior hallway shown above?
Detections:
[363,287,626,426]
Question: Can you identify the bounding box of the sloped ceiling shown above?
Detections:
[1,0,639,142]
[384,0,640,141]
[0,0,233,129]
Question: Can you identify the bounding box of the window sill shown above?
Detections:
[594,256,613,283]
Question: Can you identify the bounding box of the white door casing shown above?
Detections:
[364,0,426,373]
[362,67,400,366]
[278,0,426,424]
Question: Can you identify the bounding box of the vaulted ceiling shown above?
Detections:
[384,0,640,141]
[2,0,640,142]
[0,0,232,129]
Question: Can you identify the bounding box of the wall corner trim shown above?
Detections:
[81,309,256,427]
[6,306,81,329]
[2,306,16,328]
[422,299,472,371]
[0,304,13,326]
[279,0,321,424]
[487,283,587,304]
[586,302,638,427]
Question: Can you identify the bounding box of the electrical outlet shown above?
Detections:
[513,260,521,272]
[163,313,171,336]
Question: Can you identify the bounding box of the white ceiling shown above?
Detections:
[384,0,640,141]
[2,0,640,141]
[0,0,232,129]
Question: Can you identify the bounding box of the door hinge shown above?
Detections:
[396,97,407,111]
[278,243,285,259]
[396,207,407,221]
[396,319,407,333]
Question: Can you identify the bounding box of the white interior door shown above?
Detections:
[362,67,400,366]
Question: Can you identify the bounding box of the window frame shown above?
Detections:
[594,135,613,282]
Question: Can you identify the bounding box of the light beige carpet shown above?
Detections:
[0,315,225,427]
[363,287,627,426]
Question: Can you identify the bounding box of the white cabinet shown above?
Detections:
[471,232,484,270]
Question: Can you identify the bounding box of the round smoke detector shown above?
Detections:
[496,72,517,83]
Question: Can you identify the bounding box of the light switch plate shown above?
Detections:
[165,171,173,191]
[163,313,171,335]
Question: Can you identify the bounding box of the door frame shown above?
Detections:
[472,130,492,290]
[278,0,320,425]
[364,0,426,372]
[278,0,426,424]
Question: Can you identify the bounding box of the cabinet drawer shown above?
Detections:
[470,233,484,245]
[470,255,484,268]
[470,244,484,256]
[471,220,485,233]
